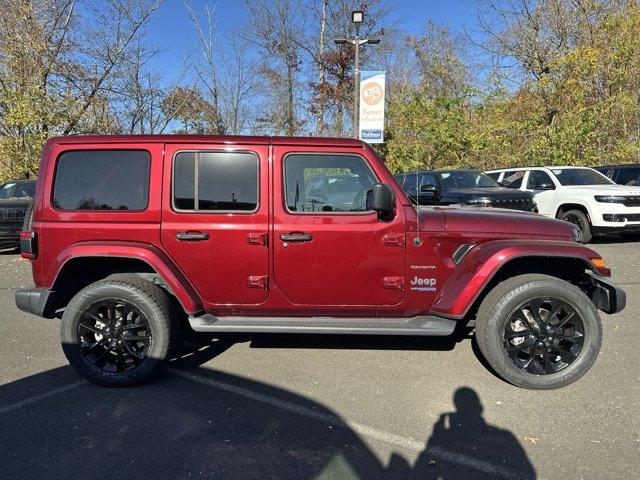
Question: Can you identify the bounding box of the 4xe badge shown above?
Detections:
[410,277,437,292]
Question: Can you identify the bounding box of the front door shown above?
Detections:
[525,170,557,216]
[160,143,269,309]
[272,147,406,314]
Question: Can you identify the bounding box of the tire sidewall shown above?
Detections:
[561,209,591,243]
[483,280,601,389]
[61,283,169,387]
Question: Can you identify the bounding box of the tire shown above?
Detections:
[61,274,172,387]
[559,209,592,243]
[475,274,602,390]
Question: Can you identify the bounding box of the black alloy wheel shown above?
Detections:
[475,273,602,389]
[61,275,172,386]
[503,298,584,375]
[77,299,152,374]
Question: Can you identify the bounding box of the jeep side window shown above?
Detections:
[402,174,417,193]
[614,167,640,186]
[52,150,150,210]
[173,151,259,212]
[284,154,377,213]
[526,170,555,190]
[501,170,525,189]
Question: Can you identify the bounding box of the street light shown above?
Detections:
[334,10,380,139]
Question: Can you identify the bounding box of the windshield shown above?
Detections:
[0,183,16,199]
[438,171,499,189]
[0,181,35,199]
[550,168,614,186]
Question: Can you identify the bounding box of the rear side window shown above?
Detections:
[501,170,525,189]
[173,151,259,212]
[52,150,150,211]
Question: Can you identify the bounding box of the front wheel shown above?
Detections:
[61,275,172,386]
[560,209,592,243]
[475,274,602,389]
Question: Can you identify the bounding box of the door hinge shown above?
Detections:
[383,276,405,290]
[383,233,405,247]
[247,233,268,246]
[248,275,269,289]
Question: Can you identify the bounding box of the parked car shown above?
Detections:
[0,179,35,250]
[16,136,625,390]
[595,164,640,186]
[394,170,537,212]
[486,166,640,243]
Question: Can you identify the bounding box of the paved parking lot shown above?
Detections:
[1,239,639,480]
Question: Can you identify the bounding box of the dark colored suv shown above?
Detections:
[595,164,640,186]
[395,170,537,212]
[0,179,35,249]
[15,135,625,390]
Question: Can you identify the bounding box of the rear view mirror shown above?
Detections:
[371,183,395,213]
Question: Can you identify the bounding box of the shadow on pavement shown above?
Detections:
[0,333,536,480]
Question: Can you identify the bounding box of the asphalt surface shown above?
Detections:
[0,239,639,480]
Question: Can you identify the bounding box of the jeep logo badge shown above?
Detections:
[410,277,437,292]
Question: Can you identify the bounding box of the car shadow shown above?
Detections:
[590,234,640,244]
[0,333,536,480]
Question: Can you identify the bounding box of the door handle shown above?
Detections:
[280,232,313,242]
[176,232,210,241]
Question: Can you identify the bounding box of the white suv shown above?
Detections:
[485,166,640,243]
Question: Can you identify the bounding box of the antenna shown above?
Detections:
[413,168,422,246]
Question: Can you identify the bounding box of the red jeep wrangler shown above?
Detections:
[16,135,625,389]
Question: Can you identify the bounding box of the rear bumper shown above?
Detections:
[15,288,53,317]
[589,274,626,314]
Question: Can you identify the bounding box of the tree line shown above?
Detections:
[1,0,639,182]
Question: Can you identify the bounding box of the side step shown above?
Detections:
[188,314,457,336]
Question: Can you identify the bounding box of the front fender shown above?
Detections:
[429,239,607,319]
[47,241,203,314]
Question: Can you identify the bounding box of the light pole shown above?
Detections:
[335,10,380,139]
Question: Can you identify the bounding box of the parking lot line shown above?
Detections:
[170,368,528,480]
[0,380,85,415]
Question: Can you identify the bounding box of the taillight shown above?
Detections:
[20,231,37,260]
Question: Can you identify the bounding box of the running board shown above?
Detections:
[188,314,457,336]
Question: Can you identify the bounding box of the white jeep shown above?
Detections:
[485,166,640,243]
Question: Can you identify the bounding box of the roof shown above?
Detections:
[595,163,640,169]
[51,134,365,148]
[486,166,597,172]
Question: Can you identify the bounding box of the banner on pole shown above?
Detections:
[359,71,385,144]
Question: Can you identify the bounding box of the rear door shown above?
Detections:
[160,143,269,309]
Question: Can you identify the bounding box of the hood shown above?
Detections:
[419,206,574,240]
[0,198,31,208]
[563,184,640,195]
[441,187,532,199]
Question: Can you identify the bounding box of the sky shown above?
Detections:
[144,0,479,82]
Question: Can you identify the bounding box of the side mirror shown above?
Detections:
[533,182,554,190]
[371,183,395,213]
[419,184,439,194]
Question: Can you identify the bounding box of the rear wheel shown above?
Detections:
[560,209,592,243]
[61,275,172,386]
[475,274,602,389]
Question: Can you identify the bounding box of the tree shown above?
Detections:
[0,0,162,181]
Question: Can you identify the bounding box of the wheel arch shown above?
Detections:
[43,242,203,317]
[429,240,605,320]
[555,202,592,221]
